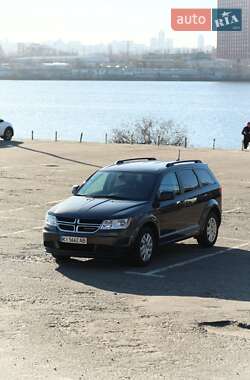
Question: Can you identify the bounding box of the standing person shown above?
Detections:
[242,122,250,150]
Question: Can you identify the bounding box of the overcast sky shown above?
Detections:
[0,0,217,46]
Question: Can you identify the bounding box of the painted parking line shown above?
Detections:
[223,207,241,214]
[125,242,249,278]
[0,216,44,221]
[47,199,63,205]
[0,207,26,214]
[0,200,63,214]
[220,236,248,243]
[0,226,43,238]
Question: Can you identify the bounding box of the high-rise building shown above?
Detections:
[150,31,174,52]
[166,38,174,52]
[217,0,250,59]
[158,30,166,51]
[197,34,205,51]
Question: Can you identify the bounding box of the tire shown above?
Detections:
[131,226,157,266]
[3,127,13,141]
[197,211,219,248]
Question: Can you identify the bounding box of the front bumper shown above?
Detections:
[43,226,135,258]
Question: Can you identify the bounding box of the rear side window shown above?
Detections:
[159,172,180,195]
[196,169,215,186]
[178,169,199,193]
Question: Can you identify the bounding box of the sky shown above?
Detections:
[0,0,217,47]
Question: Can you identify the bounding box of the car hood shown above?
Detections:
[4,121,12,127]
[50,196,149,220]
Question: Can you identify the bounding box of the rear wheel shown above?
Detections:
[197,211,219,248]
[131,227,156,266]
[3,127,13,141]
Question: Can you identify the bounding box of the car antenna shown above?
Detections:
[177,150,181,161]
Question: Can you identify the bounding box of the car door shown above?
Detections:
[194,166,221,213]
[155,171,188,240]
[176,168,202,234]
[0,120,5,135]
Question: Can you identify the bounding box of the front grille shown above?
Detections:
[79,218,103,224]
[78,226,99,233]
[58,224,74,232]
[56,216,102,234]
[57,217,76,223]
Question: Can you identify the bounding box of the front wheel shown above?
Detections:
[131,227,156,266]
[3,127,13,141]
[197,212,219,248]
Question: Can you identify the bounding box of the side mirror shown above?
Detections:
[72,185,80,195]
[159,191,175,201]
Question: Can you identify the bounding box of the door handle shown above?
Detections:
[184,197,197,206]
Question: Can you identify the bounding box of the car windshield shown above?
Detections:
[77,170,156,201]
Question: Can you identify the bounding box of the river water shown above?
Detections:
[0,80,249,148]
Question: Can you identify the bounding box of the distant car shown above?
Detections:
[44,158,222,266]
[0,119,14,141]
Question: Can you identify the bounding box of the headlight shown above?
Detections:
[45,213,57,227]
[100,218,131,230]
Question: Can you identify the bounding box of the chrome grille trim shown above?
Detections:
[56,217,102,234]
[57,217,76,224]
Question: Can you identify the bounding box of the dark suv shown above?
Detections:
[43,158,222,266]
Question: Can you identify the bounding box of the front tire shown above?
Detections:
[3,127,13,141]
[131,227,156,266]
[197,211,219,248]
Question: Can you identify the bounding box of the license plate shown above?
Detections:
[60,236,88,245]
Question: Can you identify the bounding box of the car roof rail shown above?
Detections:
[115,157,157,165]
[166,159,202,168]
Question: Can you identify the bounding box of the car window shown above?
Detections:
[159,172,180,195]
[196,169,215,186]
[77,171,156,201]
[82,171,109,194]
[178,169,199,193]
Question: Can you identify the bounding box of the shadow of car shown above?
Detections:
[55,242,250,302]
[0,140,23,149]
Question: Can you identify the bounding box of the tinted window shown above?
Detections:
[159,172,180,195]
[196,169,215,186]
[82,171,109,194]
[77,171,156,201]
[178,169,199,192]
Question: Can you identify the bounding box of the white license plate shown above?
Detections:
[60,236,88,245]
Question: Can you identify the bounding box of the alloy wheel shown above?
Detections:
[139,233,153,262]
[5,129,13,140]
[207,217,217,243]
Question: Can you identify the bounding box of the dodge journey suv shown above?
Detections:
[43,158,222,266]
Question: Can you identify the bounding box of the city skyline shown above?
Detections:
[0,0,216,48]
[0,32,213,57]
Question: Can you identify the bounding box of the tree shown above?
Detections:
[111,128,133,144]
[111,118,187,146]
